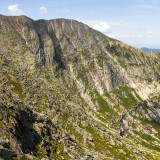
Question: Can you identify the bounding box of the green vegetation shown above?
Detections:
[134,130,160,152]
[77,66,90,92]
[77,67,88,80]
[146,78,153,83]
[50,141,70,160]
[79,49,90,60]
[67,123,83,143]
[111,85,139,110]
[106,43,121,57]
[19,155,33,160]
[134,130,157,142]
[62,112,69,123]
[45,74,50,81]
[6,75,26,99]
[35,145,45,159]
[141,119,160,138]
[104,92,115,103]
[96,54,104,67]
[0,57,6,64]
[124,52,131,60]
[85,124,134,159]
[97,95,113,113]
[2,110,6,116]
[27,73,32,79]
[0,120,4,128]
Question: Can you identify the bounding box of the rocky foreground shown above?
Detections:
[0,15,160,159]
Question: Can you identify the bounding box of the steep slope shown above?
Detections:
[0,15,160,160]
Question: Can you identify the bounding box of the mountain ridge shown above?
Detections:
[141,47,160,53]
[0,15,160,159]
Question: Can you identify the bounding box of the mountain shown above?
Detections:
[0,15,160,160]
[141,47,160,53]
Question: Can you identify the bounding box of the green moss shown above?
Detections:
[79,49,90,60]
[84,76,89,92]
[6,75,26,99]
[97,95,113,113]
[146,78,153,83]
[106,43,121,57]
[95,113,109,124]
[77,67,88,79]
[119,95,138,110]
[20,155,32,160]
[0,120,4,128]
[118,60,127,70]
[45,74,50,81]
[27,73,32,79]
[111,85,139,110]
[67,123,83,143]
[33,129,41,145]
[88,61,95,70]
[2,110,6,116]
[86,124,133,158]
[11,40,17,47]
[104,92,112,99]
[43,135,48,140]
[133,127,160,152]
[96,54,104,67]
[104,92,115,102]
[77,66,90,92]
[62,113,69,123]
[141,133,157,142]
[63,79,78,96]
[50,141,70,160]
[35,145,45,159]
[140,119,160,138]
[141,139,160,152]
[0,57,6,64]
[125,52,131,59]
[134,130,157,142]
[134,91,142,101]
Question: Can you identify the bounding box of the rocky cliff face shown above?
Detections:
[0,15,160,160]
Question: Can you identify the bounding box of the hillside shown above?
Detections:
[0,15,160,160]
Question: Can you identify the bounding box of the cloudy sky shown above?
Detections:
[0,0,160,48]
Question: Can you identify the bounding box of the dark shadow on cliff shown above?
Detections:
[7,105,42,156]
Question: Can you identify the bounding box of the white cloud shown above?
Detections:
[83,21,111,33]
[8,4,23,16]
[40,7,48,14]
[91,21,111,33]
[147,31,153,34]
[56,8,70,14]
[108,34,143,39]
[83,20,111,33]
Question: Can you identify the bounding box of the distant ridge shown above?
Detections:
[141,47,160,53]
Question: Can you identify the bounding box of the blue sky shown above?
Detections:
[0,0,160,48]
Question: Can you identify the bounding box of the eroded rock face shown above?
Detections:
[132,100,160,123]
[0,15,160,159]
